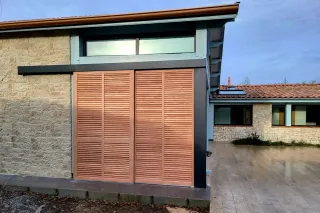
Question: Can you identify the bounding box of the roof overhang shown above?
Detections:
[0,3,239,33]
[210,99,320,104]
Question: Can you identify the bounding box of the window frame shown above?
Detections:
[214,105,253,126]
[272,105,286,126]
[82,31,196,57]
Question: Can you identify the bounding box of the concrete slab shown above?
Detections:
[30,187,57,195]
[208,142,320,213]
[154,196,188,207]
[189,199,210,208]
[119,194,152,204]
[88,191,119,201]
[2,185,28,192]
[0,174,210,207]
[58,188,87,199]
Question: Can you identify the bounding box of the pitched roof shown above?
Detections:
[0,3,239,31]
[212,84,320,100]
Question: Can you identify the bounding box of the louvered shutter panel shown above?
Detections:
[135,70,194,186]
[75,69,193,185]
[104,71,134,182]
[74,72,103,179]
[163,70,194,186]
[74,71,134,182]
[135,71,163,184]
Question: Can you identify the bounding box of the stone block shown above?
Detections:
[0,33,72,178]
[58,188,87,199]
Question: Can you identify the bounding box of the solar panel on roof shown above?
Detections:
[219,90,246,95]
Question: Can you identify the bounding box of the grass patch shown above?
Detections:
[232,133,320,147]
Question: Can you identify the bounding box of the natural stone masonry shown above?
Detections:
[214,104,320,144]
[0,31,71,177]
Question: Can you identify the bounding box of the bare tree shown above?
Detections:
[299,80,317,84]
[283,77,288,84]
[241,76,251,85]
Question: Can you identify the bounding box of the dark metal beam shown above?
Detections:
[194,68,207,188]
[18,59,206,75]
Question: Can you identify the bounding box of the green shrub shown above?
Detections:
[232,132,320,147]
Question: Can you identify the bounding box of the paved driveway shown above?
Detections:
[208,142,320,213]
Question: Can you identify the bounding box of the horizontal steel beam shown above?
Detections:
[18,59,206,75]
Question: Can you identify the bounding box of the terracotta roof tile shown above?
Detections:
[212,84,320,100]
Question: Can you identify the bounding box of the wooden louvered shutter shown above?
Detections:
[163,70,194,186]
[135,71,163,184]
[135,70,194,186]
[74,71,134,182]
[104,71,134,182]
[74,72,103,179]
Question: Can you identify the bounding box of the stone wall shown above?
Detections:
[0,31,72,177]
[214,104,320,144]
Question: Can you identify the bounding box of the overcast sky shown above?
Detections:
[1,0,319,84]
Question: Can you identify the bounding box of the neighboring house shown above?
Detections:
[0,3,239,190]
[211,83,320,144]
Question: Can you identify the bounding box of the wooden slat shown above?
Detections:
[135,71,163,184]
[292,107,296,125]
[75,69,193,186]
[74,72,103,179]
[163,70,194,186]
[103,71,134,182]
[279,110,285,126]
[75,71,134,182]
[135,69,194,186]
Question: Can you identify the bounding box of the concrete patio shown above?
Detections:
[208,142,320,213]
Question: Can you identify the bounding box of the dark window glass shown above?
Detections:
[214,105,252,125]
[292,105,320,126]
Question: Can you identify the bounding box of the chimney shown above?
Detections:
[228,76,231,87]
